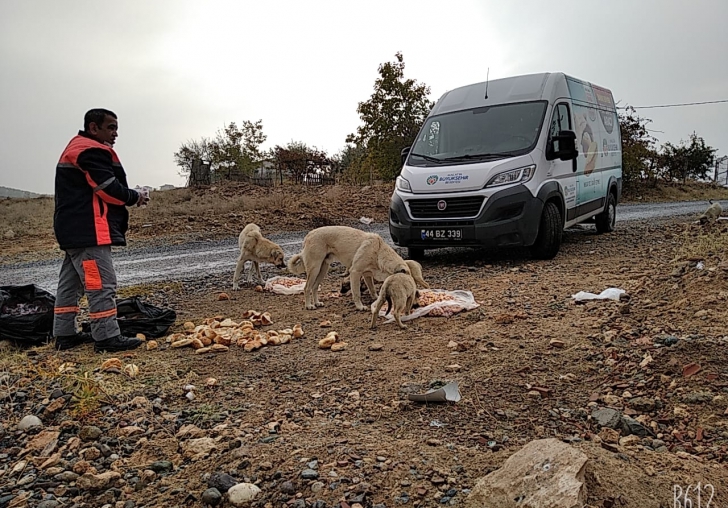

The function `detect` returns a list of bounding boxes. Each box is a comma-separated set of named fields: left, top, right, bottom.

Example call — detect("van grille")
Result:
left=408, top=196, right=484, bottom=219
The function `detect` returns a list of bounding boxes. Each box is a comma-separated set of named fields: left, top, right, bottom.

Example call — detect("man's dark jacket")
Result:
left=54, top=131, right=140, bottom=250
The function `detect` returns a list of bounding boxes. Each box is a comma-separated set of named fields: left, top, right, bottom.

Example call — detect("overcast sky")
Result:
left=1, top=0, right=726, bottom=194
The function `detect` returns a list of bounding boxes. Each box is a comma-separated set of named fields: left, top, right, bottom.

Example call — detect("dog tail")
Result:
left=384, top=295, right=393, bottom=316
left=287, top=253, right=305, bottom=275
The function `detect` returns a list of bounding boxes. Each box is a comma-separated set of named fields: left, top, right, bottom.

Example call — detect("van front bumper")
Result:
left=389, top=185, right=543, bottom=249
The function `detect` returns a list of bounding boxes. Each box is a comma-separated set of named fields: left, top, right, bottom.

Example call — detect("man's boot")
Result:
left=54, top=332, right=94, bottom=351
left=94, top=335, right=143, bottom=353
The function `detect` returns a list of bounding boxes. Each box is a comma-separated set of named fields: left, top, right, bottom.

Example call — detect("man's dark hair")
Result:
left=84, top=109, right=117, bottom=131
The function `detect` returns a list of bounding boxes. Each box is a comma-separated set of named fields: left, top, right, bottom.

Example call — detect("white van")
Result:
left=389, top=72, right=622, bottom=259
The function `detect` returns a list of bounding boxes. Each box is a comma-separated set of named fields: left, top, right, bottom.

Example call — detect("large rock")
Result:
left=465, top=438, right=588, bottom=508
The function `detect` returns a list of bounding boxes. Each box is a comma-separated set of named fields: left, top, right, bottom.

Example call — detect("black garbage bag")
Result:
left=0, top=284, right=56, bottom=345
left=115, top=297, right=176, bottom=338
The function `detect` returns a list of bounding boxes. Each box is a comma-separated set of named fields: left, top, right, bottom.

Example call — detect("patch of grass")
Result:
left=116, top=281, right=183, bottom=299
left=28, top=355, right=111, bottom=422
left=624, top=181, right=728, bottom=204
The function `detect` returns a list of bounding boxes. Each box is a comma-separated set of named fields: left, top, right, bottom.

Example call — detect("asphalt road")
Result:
left=1, top=199, right=723, bottom=293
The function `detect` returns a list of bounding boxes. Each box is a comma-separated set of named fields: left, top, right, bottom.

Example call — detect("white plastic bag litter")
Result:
left=264, top=276, right=307, bottom=295
left=571, top=288, right=625, bottom=302
left=376, top=289, right=480, bottom=323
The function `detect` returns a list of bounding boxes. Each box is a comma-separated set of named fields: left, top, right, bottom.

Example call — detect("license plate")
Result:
left=420, top=228, right=462, bottom=241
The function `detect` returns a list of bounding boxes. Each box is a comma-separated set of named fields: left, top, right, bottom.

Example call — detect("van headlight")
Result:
left=485, top=165, right=536, bottom=188
left=396, top=176, right=412, bottom=193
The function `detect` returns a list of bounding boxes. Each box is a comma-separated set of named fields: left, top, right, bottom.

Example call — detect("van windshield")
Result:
left=409, top=100, right=548, bottom=166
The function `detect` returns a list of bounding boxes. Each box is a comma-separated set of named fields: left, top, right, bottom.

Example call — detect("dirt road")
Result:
left=2, top=200, right=720, bottom=293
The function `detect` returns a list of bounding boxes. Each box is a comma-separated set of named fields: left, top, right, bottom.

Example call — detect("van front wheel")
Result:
left=531, top=202, right=562, bottom=260
left=595, top=193, right=616, bottom=234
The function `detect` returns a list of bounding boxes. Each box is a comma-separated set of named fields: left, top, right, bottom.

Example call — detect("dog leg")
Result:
left=363, top=274, right=378, bottom=299
left=370, top=294, right=385, bottom=329
left=311, top=261, right=328, bottom=307
left=349, top=269, right=367, bottom=311
left=304, top=262, right=322, bottom=310
left=232, top=255, right=246, bottom=290
left=394, top=309, right=408, bottom=329
left=254, top=261, right=264, bottom=284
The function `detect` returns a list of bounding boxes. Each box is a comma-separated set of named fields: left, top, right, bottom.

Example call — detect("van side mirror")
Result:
left=551, top=130, right=578, bottom=161
left=401, top=146, right=411, bottom=166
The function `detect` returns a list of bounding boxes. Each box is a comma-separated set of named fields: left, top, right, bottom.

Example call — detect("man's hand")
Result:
left=135, top=187, right=150, bottom=207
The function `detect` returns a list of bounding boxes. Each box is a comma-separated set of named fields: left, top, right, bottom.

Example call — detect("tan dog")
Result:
left=699, top=199, right=723, bottom=224
left=287, top=226, right=410, bottom=311
left=232, top=223, right=286, bottom=290
left=370, top=273, right=418, bottom=329
left=340, top=259, right=429, bottom=295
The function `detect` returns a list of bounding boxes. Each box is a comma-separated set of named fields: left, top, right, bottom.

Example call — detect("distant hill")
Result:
left=0, top=186, right=46, bottom=199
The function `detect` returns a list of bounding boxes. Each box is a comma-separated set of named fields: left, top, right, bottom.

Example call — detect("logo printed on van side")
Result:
left=426, top=175, right=439, bottom=185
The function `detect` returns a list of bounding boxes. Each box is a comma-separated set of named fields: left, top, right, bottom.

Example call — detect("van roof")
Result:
left=430, top=72, right=614, bottom=116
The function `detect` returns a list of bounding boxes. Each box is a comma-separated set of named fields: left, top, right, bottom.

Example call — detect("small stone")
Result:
left=218, top=292, right=230, bottom=301
left=77, top=471, right=122, bottom=491
left=227, top=483, right=261, bottom=506
left=54, top=471, right=80, bottom=482
left=80, top=447, right=102, bottom=461
left=628, top=397, right=656, bottom=412
left=280, top=480, right=296, bottom=495
left=208, top=472, right=237, bottom=493
left=549, top=339, right=565, bottom=348
left=598, top=428, right=620, bottom=444
left=368, top=343, right=384, bottom=351
left=201, top=488, right=222, bottom=506
left=79, top=426, right=103, bottom=442
left=310, top=481, right=325, bottom=493
left=17, top=415, right=43, bottom=431
left=50, top=388, right=64, bottom=399
left=36, top=501, right=59, bottom=508
left=592, top=408, right=622, bottom=429
left=621, top=415, right=654, bottom=438
left=445, top=364, right=462, bottom=372
left=150, top=460, right=173, bottom=473
left=619, top=435, right=642, bottom=448
left=301, top=468, right=319, bottom=480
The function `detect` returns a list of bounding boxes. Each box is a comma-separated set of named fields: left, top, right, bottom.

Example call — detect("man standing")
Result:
left=53, top=109, right=149, bottom=352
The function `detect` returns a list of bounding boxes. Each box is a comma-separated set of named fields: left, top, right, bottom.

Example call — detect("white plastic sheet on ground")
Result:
left=375, top=289, right=480, bottom=323
left=264, top=276, right=307, bottom=295
left=571, top=287, right=625, bottom=302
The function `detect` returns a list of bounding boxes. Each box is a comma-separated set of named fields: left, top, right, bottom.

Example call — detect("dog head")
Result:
left=412, top=289, right=421, bottom=309
left=271, top=248, right=286, bottom=268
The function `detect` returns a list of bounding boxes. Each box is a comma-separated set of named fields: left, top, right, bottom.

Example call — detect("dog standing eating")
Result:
left=287, top=226, right=410, bottom=311
left=232, top=223, right=286, bottom=290
left=370, top=273, right=419, bottom=329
